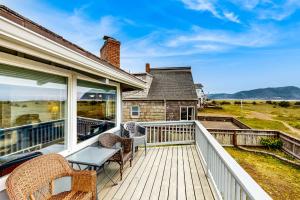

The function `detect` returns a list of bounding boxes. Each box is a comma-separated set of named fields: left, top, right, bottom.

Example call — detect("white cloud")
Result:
left=120, top=23, right=278, bottom=66
left=181, top=0, right=241, bottom=23
left=181, top=0, right=221, bottom=18
left=166, top=24, right=277, bottom=48
left=229, top=0, right=300, bottom=21
left=223, top=11, right=240, bottom=23
left=0, top=0, right=122, bottom=54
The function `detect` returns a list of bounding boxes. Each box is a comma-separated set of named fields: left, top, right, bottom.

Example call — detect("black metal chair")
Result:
left=121, top=122, right=147, bottom=157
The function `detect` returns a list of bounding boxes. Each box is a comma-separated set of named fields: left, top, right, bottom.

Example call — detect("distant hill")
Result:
left=208, top=86, right=300, bottom=100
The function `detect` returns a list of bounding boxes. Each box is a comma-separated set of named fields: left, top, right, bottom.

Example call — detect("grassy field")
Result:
left=200, top=100, right=300, bottom=138
left=225, top=147, right=300, bottom=200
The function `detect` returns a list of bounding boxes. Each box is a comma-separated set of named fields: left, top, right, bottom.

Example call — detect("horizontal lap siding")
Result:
left=122, top=101, right=165, bottom=122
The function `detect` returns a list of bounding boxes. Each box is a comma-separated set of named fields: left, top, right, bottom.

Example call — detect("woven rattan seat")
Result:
left=6, top=153, right=96, bottom=200
left=48, top=191, right=92, bottom=200
left=99, top=133, right=133, bottom=180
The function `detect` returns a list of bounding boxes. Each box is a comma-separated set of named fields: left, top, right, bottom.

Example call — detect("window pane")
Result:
left=0, top=64, right=67, bottom=176
left=131, top=106, right=139, bottom=116
left=181, top=107, right=187, bottom=120
left=77, top=80, right=116, bottom=142
left=188, top=107, right=194, bottom=120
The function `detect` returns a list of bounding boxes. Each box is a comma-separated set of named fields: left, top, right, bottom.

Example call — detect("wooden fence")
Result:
left=208, top=128, right=300, bottom=159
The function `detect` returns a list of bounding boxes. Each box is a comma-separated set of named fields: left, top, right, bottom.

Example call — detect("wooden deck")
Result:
left=97, top=145, right=215, bottom=200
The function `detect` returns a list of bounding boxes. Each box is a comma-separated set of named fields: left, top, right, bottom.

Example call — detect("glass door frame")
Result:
left=0, top=52, right=122, bottom=190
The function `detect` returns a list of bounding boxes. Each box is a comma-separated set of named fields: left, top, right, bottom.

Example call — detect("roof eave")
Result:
left=0, top=13, right=146, bottom=90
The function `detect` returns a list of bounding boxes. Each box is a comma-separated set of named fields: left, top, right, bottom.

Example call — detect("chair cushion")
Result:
left=48, top=191, right=92, bottom=200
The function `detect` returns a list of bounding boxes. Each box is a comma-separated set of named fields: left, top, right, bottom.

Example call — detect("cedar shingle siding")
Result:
left=123, top=67, right=198, bottom=122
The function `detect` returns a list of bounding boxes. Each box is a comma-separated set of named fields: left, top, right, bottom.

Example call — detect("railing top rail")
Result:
left=137, top=120, right=195, bottom=126
left=195, top=121, right=272, bottom=200
left=0, top=119, right=65, bottom=132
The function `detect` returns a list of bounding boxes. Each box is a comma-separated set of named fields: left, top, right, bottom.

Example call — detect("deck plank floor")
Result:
left=97, top=145, right=215, bottom=200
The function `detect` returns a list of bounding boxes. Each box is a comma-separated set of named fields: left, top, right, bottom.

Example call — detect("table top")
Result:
left=67, top=146, right=119, bottom=167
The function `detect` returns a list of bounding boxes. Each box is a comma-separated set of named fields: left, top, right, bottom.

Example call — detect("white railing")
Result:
left=139, top=120, right=272, bottom=200
left=195, top=121, right=272, bottom=200
left=138, top=121, right=195, bottom=146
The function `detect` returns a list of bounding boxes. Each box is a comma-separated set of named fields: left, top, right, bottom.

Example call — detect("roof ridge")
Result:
left=151, top=66, right=191, bottom=71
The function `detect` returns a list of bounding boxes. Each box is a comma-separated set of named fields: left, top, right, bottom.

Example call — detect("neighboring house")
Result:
left=123, top=64, right=198, bottom=122
left=0, top=5, right=145, bottom=192
left=195, top=83, right=207, bottom=108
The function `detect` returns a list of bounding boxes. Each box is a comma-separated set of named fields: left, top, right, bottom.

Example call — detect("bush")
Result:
left=252, top=101, right=257, bottom=105
left=260, top=138, right=283, bottom=150
left=266, top=100, right=272, bottom=104
left=211, top=100, right=217, bottom=105
left=294, top=101, right=300, bottom=106
left=220, top=101, right=231, bottom=105
left=278, top=101, right=290, bottom=108
left=234, top=101, right=241, bottom=105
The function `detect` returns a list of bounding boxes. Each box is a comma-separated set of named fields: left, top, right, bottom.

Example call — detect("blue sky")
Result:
left=1, top=0, right=300, bottom=93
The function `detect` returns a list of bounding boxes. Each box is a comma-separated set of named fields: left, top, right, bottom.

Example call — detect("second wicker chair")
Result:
left=98, top=133, right=133, bottom=180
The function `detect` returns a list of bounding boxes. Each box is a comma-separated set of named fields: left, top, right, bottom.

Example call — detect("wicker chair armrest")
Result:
left=71, top=170, right=97, bottom=199
left=122, top=138, right=133, bottom=153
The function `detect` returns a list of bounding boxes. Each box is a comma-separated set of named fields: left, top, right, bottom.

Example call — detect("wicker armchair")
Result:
left=6, top=154, right=96, bottom=200
left=122, top=122, right=147, bottom=157
left=98, top=133, right=133, bottom=180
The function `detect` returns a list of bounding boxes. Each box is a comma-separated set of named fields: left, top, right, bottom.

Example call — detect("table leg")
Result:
left=103, top=162, right=117, bottom=186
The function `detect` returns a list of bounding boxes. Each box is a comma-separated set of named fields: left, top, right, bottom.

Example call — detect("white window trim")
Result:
left=0, top=52, right=122, bottom=191
left=180, top=106, right=195, bottom=121
left=131, top=105, right=140, bottom=118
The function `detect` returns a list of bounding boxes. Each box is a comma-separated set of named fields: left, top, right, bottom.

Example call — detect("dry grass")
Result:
left=225, top=147, right=300, bottom=200
left=200, top=101, right=300, bottom=138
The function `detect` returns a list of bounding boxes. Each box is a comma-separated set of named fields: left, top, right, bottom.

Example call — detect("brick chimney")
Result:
left=100, top=36, right=120, bottom=68
left=145, top=63, right=151, bottom=73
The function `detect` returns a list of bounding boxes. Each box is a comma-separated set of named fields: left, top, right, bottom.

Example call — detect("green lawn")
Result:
left=225, top=147, right=300, bottom=200
left=237, top=117, right=291, bottom=133
left=200, top=100, right=300, bottom=138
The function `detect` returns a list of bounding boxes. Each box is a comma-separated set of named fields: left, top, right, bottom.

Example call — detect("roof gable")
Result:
left=148, top=67, right=198, bottom=100
left=123, top=67, right=198, bottom=100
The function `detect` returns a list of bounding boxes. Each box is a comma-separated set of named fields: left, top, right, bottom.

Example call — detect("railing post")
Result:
left=233, top=131, right=237, bottom=147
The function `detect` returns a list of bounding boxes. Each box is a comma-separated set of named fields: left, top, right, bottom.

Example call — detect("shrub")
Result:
left=252, top=101, right=257, bottom=105
left=234, top=101, right=241, bottom=105
left=278, top=101, right=290, bottom=108
left=220, top=101, right=231, bottom=105
left=260, top=138, right=283, bottom=149
left=211, top=100, right=217, bottom=105
left=266, top=100, right=272, bottom=104
left=294, top=101, right=300, bottom=106
left=210, top=106, right=223, bottom=110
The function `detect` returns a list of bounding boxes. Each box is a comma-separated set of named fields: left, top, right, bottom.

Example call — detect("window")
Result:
left=0, top=64, right=68, bottom=176
left=131, top=105, right=140, bottom=117
left=180, top=106, right=195, bottom=120
left=77, top=80, right=116, bottom=143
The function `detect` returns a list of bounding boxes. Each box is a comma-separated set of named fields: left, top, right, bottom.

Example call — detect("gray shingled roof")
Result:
left=123, top=67, right=198, bottom=100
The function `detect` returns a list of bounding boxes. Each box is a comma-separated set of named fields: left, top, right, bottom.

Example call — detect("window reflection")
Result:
left=77, top=80, right=116, bottom=142
left=0, top=64, right=67, bottom=176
